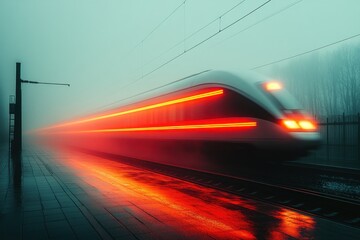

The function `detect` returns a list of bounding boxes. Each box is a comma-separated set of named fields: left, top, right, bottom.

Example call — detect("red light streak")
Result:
left=64, top=121, right=257, bottom=134
left=43, top=89, right=224, bottom=130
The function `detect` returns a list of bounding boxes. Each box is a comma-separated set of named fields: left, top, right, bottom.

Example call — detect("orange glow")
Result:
left=282, top=119, right=317, bottom=131
left=282, top=120, right=300, bottom=130
left=58, top=150, right=256, bottom=239
left=265, top=81, right=282, bottom=91
left=65, top=121, right=257, bottom=134
left=270, top=208, right=315, bottom=239
left=38, top=146, right=317, bottom=239
left=43, top=89, right=224, bottom=130
left=298, top=120, right=316, bottom=130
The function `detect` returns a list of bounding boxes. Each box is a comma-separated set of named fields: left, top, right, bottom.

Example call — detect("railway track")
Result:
left=82, top=150, right=360, bottom=229
left=237, top=159, right=360, bottom=201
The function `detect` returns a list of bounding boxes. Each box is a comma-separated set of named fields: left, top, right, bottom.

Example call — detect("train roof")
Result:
left=103, top=69, right=283, bottom=117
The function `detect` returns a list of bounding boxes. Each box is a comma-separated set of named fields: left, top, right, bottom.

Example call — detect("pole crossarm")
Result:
left=21, top=79, right=70, bottom=87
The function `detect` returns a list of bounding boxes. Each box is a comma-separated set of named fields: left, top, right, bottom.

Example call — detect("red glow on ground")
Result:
left=270, top=208, right=315, bottom=239
left=41, top=146, right=317, bottom=239
left=62, top=151, right=256, bottom=239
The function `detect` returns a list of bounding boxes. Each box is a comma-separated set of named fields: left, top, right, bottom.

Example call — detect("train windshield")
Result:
left=262, top=82, right=302, bottom=110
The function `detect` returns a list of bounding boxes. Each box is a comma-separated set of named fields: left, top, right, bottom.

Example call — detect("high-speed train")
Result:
left=36, top=70, right=321, bottom=166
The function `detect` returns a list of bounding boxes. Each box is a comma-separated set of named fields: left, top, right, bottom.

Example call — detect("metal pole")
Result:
left=13, top=62, right=22, bottom=155
left=343, top=112, right=346, bottom=146
left=358, top=113, right=360, bottom=161
left=326, top=117, right=329, bottom=146
left=11, top=62, right=69, bottom=157
left=358, top=113, right=360, bottom=146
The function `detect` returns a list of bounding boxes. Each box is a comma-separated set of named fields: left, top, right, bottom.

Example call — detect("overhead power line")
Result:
left=133, top=0, right=247, bottom=77
left=86, top=0, right=276, bottom=114
left=93, top=1, right=271, bottom=112
left=76, top=1, right=187, bottom=116
left=132, top=0, right=271, bottom=83
left=223, top=0, right=303, bottom=43
left=142, top=0, right=187, bottom=43
left=186, top=0, right=271, bottom=53
left=122, top=1, right=187, bottom=61
left=252, top=32, right=360, bottom=69
left=139, top=0, right=303, bottom=79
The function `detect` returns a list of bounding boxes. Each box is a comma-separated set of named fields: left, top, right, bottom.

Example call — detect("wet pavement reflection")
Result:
left=62, top=151, right=259, bottom=239
left=1, top=145, right=360, bottom=239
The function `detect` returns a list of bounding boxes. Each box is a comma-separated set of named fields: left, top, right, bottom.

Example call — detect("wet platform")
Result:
left=1, top=145, right=360, bottom=240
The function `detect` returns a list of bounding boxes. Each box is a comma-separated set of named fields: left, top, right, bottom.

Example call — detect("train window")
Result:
left=176, top=88, right=275, bottom=122
left=222, top=89, right=275, bottom=121
left=271, top=90, right=301, bottom=110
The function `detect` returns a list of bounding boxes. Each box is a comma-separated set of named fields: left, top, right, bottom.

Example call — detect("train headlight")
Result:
left=265, top=81, right=283, bottom=91
left=282, top=120, right=300, bottom=130
left=282, top=119, right=317, bottom=131
left=298, top=120, right=316, bottom=130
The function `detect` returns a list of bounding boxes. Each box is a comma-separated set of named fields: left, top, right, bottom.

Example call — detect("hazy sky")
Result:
left=1, top=0, right=360, bottom=135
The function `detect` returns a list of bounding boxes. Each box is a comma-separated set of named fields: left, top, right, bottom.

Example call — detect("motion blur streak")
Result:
left=65, top=152, right=256, bottom=239
left=67, top=121, right=257, bottom=134
left=42, top=89, right=224, bottom=130
left=40, top=146, right=319, bottom=239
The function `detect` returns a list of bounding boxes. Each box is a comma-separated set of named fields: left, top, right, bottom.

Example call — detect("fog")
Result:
left=1, top=0, right=360, bottom=142
left=267, top=42, right=360, bottom=117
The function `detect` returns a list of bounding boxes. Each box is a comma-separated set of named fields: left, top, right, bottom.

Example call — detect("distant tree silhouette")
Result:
left=265, top=41, right=360, bottom=117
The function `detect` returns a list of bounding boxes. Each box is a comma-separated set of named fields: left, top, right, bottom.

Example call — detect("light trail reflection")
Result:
left=56, top=149, right=315, bottom=239
left=270, top=208, right=315, bottom=240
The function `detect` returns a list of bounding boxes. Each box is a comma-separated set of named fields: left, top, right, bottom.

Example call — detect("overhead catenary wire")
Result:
left=252, top=32, right=360, bottom=69
left=87, top=70, right=210, bottom=114
left=187, top=0, right=271, bottom=52
left=130, top=0, right=271, bottom=85
left=121, top=0, right=187, bottom=63
left=133, top=0, right=304, bottom=76
left=132, top=0, right=247, bottom=77
left=89, top=0, right=272, bottom=113
left=136, top=0, right=303, bottom=80
left=73, top=1, right=187, bottom=117
left=222, top=0, right=303, bottom=43
left=142, top=0, right=187, bottom=44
